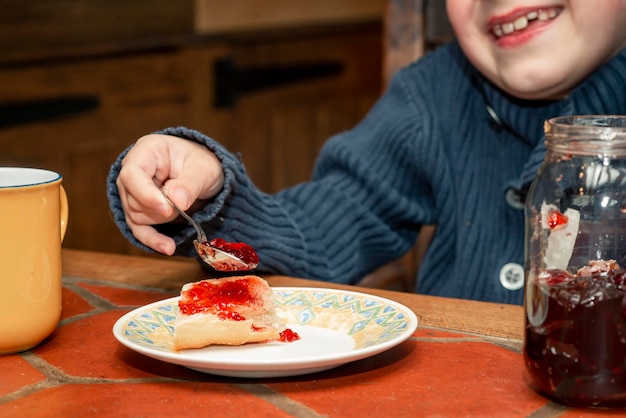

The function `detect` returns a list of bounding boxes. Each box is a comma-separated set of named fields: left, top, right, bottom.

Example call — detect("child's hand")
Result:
left=116, top=134, right=225, bottom=255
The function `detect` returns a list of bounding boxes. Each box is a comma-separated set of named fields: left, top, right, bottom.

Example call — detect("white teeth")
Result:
left=491, top=8, right=560, bottom=38
left=513, top=16, right=528, bottom=30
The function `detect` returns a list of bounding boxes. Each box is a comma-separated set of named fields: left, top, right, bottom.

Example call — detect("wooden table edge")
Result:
left=62, top=248, right=524, bottom=342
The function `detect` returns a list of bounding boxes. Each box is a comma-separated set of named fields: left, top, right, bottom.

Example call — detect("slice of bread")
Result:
left=173, top=275, right=288, bottom=350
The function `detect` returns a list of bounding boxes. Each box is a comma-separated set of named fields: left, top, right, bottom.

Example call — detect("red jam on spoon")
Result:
left=194, top=238, right=259, bottom=272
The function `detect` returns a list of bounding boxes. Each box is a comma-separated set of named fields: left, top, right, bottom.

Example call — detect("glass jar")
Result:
left=524, top=115, right=626, bottom=408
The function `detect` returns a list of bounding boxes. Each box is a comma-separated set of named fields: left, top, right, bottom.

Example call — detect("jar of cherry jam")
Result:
left=524, top=115, right=626, bottom=408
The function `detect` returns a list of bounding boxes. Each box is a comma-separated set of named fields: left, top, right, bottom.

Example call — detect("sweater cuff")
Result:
left=107, top=127, right=313, bottom=277
left=106, top=126, right=241, bottom=254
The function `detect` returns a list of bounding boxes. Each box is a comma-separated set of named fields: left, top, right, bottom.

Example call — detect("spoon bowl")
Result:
left=160, top=189, right=257, bottom=271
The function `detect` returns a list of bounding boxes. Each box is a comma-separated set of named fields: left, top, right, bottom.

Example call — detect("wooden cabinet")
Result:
left=0, top=46, right=216, bottom=255
left=0, top=24, right=382, bottom=255
left=223, top=29, right=382, bottom=192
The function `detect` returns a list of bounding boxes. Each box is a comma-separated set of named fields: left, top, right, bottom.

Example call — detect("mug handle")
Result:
left=60, top=185, right=69, bottom=241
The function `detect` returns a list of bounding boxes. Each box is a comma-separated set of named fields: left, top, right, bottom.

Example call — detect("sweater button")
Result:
left=499, top=263, right=524, bottom=290
left=505, top=188, right=525, bottom=210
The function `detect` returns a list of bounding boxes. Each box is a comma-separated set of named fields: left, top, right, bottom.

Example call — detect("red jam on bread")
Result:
left=173, top=275, right=299, bottom=350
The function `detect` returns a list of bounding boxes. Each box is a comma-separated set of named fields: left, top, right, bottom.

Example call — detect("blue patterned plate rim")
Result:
left=112, top=287, right=418, bottom=378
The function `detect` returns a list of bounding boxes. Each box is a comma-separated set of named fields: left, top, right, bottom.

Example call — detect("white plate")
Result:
left=112, top=287, right=418, bottom=378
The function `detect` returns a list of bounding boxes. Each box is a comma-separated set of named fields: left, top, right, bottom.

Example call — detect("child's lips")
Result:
left=488, top=6, right=563, bottom=39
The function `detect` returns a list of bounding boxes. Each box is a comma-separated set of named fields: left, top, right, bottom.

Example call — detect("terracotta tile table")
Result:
left=1, top=249, right=624, bottom=417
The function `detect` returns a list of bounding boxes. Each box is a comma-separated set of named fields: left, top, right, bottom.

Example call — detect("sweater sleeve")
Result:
left=107, top=72, right=436, bottom=284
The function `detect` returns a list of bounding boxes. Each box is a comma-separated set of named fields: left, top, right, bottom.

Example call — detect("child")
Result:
left=108, top=1, right=626, bottom=304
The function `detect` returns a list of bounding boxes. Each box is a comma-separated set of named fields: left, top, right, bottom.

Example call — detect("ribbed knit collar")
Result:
left=476, top=47, right=626, bottom=191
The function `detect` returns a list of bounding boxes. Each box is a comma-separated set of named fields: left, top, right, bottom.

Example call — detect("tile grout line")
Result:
left=409, top=335, right=522, bottom=354
left=62, top=279, right=118, bottom=308
left=408, top=335, right=569, bottom=416
left=526, top=401, right=569, bottom=418
left=233, top=383, right=328, bottom=418
left=5, top=276, right=536, bottom=415
left=63, top=275, right=179, bottom=294
left=1, top=277, right=180, bottom=407
left=59, top=280, right=127, bottom=327
left=60, top=275, right=176, bottom=326
left=0, top=351, right=185, bottom=406
left=416, top=324, right=524, bottom=345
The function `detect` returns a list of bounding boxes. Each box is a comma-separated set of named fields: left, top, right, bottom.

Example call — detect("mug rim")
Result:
left=0, top=167, right=62, bottom=189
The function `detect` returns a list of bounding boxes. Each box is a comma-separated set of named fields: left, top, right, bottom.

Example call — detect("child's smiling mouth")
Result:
left=490, top=7, right=563, bottom=38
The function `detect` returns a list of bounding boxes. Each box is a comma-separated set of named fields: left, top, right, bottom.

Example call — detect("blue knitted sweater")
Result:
left=107, top=41, right=626, bottom=304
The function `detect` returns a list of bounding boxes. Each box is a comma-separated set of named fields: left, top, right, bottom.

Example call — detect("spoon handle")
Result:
left=160, top=189, right=208, bottom=243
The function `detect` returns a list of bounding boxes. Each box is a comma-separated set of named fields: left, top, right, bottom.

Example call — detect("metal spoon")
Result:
left=160, top=189, right=258, bottom=271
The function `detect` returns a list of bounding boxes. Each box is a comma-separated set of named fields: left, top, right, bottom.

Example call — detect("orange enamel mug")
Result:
left=0, top=167, right=68, bottom=354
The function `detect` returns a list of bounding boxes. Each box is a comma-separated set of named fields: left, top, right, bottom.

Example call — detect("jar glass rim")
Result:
left=546, top=115, right=626, bottom=133
left=545, top=115, right=626, bottom=154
